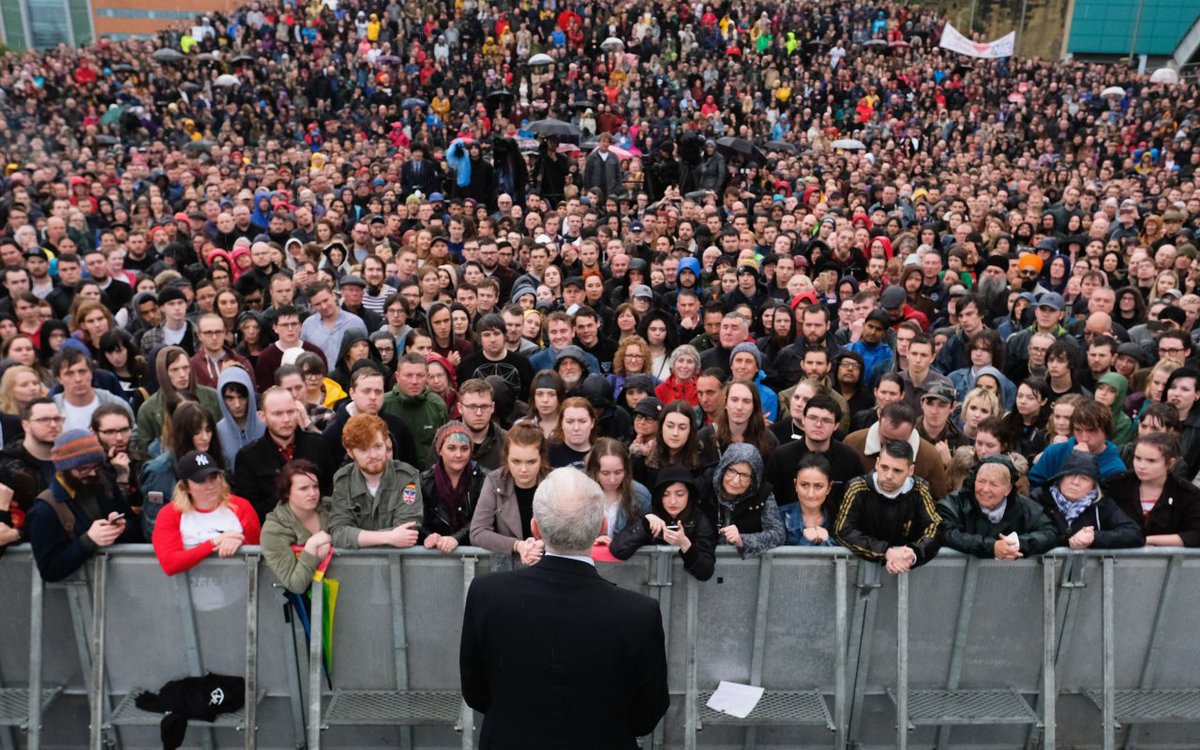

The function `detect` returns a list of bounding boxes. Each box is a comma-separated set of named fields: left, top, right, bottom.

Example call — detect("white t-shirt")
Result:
left=180, top=505, right=243, bottom=549
left=163, top=324, right=187, bottom=346
left=62, top=395, right=99, bottom=432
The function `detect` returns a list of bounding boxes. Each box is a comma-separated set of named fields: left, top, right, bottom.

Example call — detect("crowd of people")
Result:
left=1, top=0, right=1200, bottom=588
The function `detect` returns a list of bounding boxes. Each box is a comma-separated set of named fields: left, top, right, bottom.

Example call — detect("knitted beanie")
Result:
left=729, top=341, right=762, bottom=368
left=433, top=421, right=471, bottom=455
left=52, top=430, right=106, bottom=472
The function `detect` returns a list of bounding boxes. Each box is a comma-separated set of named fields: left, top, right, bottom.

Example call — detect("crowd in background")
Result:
left=1, top=0, right=1200, bottom=586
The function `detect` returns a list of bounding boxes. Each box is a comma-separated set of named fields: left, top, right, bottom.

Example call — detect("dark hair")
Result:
left=716, top=379, right=774, bottom=457
left=168, top=401, right=224, bottom=468
left=794, top=452, right=833, bottom=481
left=90, top=402, right=132, bottom=431
left=1133, top=432, right=1181, bottom=465
left=52, top=346, right=92, bottom=376
left=1089, top=334, right=1117, bottom=354
left=274, top=304, right=301, bottom=323
left=879, top=439, right=914, bottom=463
left=968, top=329, right=1004, bottom=369
left=649, top=400, right=701, bottom=470
left=804, top=393, right=843, bottom=423
left=880, top=402, right=917, bottom=428
left=21, top=396, right=56, bottom=421
left=275, top=364, right=302, bottom=384
left=1071, top=399, right=1113, bottom=438
left=877, top=372, right=905, bottom=393
left=975, top=416, right=1012, bottom=451
left=276, top=459, right=321, bottom=507
left=1046, top=340, right=1078, bottom=369
left=475, top=313, right=505, bottom=334
left=1140, top=402, right=1182, bottom=433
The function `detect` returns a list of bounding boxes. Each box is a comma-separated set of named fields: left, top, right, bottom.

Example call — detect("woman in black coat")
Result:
left=1103, top=432, right=1200, bottom=547
left=419, top=423, right=487, bottom=553
left=1030, top=450, right=1144, bottom=550
left=611, top=465, right=716, bottom=581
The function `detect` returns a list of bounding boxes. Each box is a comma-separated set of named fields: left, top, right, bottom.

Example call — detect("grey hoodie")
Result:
left=215, top=366, right=265, bottom=472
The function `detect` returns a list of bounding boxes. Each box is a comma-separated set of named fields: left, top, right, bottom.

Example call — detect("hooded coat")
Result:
left=329, top=329, right=380, bottom=391
left=215, top=366, right=265, bottom=472
left=610, top=465, right=717, bottom=580
left=699, top=443, right=785, bottom=558
left=937, top=456, right=1059, bottom=558
left=1097, top=372, right=1134, bottom=446
left=1030, top=453, right=1144, bottom=549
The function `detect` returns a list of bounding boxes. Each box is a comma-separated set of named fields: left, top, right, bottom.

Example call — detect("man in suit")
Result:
left=460, top=467, right=669, bottom=749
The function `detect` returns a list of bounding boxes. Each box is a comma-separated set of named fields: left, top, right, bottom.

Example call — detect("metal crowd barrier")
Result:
left=2, top=545, right=1200, bottom=748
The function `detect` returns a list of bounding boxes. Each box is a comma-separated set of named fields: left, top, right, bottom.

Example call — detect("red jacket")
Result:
left=655, top=375, right=699, bottom=407
left=152, top=495, right=262, bottom=576
left=189, top=348, right=254, bottom=390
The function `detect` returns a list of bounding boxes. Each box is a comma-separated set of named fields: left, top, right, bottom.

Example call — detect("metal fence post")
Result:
left=744, top=556, right=772, bottom=750
left=26, top=565, right=44, bottom=750
left=1042, top=557, right=1057, bottom=750
left=684, top=574, right=698, bottom=750
left=88, top=556, right=107, bottom=750
left=388, top=556, right=412, bottom=750
left=307, top=578, right=325, bottom=750
left=648, top=549, right=673, bottom=750
left=1102, top=557, right=1116, bottom=750
left=243, top=556, right=259, bottom=750
left=459, top=556, right=477, bottom=750
left=896, top=572, right=909, bottom=750
left=935, top=558, right=979, bottom=749
left=834, top=557, right=848, bottom=750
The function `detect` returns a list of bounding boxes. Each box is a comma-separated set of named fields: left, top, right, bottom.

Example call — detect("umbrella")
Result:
left=1151, top=68, right=1180, bottom=85
left=602, top=144, right=635, bottom=160
left=557, top=142, right=580, bottom=154
left=1008, top=92, right=1025, bottom=104
left=231, top=54, right=255, bottom=64
left=762, top=140, right=797, bottom=154
left=94, top=134, right=120, bottom=145
left=863, top=39, right=887, bottom=47
left=99, top=106, right=124, bottom=126
left=600, top=37, right=625, bottom=52
left=1101, top=86, right=1126, bottom=98
left=486, top=89, right=513, bottom=106
left=715, top=136, right=766, bottom=164
left=151, top=48, right=184, bottom=62
left=888, top=40, right=911, bottom=48
left=183, top=139, right=216, bottom=153
left=528, top=53, right=555, bottom=67
left=556, top=9, right=581, bottom=30
left=831, top=138, right=867, bottom=150
left=376, top=54, right=401, bottom=65
left=111, top=64, right=135, bottom=73
left=180, top=82, right=201, bottom=92
left=527, top=118, right=581, bottom=140
left=214, top=74, right=239, bottom=87
left=402, top=97, right=427, bottom=110
left=570, top=100, right=596, bottom=110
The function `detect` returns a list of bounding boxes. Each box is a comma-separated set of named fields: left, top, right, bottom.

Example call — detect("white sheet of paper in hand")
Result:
left=1003, top=531, right=1020, bottom=550
left=706, top=681, right=765, bottom=718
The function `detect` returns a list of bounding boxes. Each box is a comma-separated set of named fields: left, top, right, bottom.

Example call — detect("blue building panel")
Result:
left=1068, top=0, right=1200, bottom=55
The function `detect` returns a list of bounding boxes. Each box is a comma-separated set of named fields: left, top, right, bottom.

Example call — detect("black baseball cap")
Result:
left=176, top=451, right=223, bottom=483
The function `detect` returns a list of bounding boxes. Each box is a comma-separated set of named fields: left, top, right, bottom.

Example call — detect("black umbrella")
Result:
left=527, top=118, right=581, bottom=141
left=94, top=134, right=120, bottom=145
left=402, top=97, right=428, bottom=110
left=570, top=100, right=596, bottom=110
left=183, top=139, right=216, bottom=153
left=111, top=64, right=135, bottom=73
left=715, top=136, right=766, bottom=164
left=180, top=82, right=201, bottom=93
left=485, top=90, right=513, bottom=107
left=762, top=140, right=798, bottom=154
left=231, top=54, right=255, bottom=64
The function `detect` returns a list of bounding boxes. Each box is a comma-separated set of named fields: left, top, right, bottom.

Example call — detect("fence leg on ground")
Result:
left=25, top=565, right=44, bottom=750
left=1042, top=557, right=1058, bottom=750
left=647, top=550, right=672, bottom=750
left=684, top=574, right=698, bottom=750
left=1102, top=557, right=1116, bottom=750
left=243, top=555, right=259, bottom=749
left=174, top=570, right=216, bottom=750
left=1028, top=554, right=1086, bottom=750
left=833, top=557, right=848, bottom=750
left=388, top=557, right=412, bottom=750
left=307, top=578, right=325, bottom=750
left=459, top=556, right=477, bottom=750
left=935, top=558, right=979, bottom=749
left=743, top=555, right=772, bottom=750
left=896, top=571, right=909, bottom=750
left=279, top=586, right=307, bottom=748
left=846, top=562, right=880, bottom=747
left=88, top=557, right=107, bottom=750
left=1123, top=554, right=1182, bottom=750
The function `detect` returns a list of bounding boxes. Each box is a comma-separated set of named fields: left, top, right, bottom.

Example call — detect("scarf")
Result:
left=432, top=460, right=468, bottom=530
left=1050, top=484, right=1098, bottom=524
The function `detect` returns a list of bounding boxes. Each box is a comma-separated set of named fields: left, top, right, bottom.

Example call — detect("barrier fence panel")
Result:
left=6, top=546, right=1200, bottom=748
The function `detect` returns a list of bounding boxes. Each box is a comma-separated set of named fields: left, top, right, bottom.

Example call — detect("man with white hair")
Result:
left=460, top=467, right=669, bottom=748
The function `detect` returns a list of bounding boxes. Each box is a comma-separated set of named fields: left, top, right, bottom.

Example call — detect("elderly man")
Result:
left=937, top=456, right=1059, bottom=559
left=327, top=414, right=424, bottom=550
left=460, top=467, right=669, bottom=748
left=834, top=439, right=942, bottom=574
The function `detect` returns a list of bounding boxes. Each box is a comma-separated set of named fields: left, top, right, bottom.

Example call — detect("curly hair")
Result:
left=341, top=413, right=388, bottom=453
left=612, top=335, right=653, bottom=376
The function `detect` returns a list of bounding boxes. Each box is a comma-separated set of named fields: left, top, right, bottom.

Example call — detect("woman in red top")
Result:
left=152, top=450, right=261, bottom=576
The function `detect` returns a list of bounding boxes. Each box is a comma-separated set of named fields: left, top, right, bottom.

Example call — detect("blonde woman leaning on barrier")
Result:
left=261, top=459, right=332, bottom=594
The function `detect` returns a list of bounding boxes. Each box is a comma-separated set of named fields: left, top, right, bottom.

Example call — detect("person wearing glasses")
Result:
left=90, top=403, right=142, bottom=506
left=698, top=442, right=784, bottom=558
left=0, top=398, right=64, bottom=524
left=1155, top=330, right=1193, bottom=366
left=26, top=429, right=141, bottom=582
left=187, top=313, right=253, bottom=390
left=252, top=305, right=327, bottom=392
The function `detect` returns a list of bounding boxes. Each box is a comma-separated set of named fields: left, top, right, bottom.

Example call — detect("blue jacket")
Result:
left=1028, top=438, right=1126, bottom=489
left=528, top=346, right=602, bottom=375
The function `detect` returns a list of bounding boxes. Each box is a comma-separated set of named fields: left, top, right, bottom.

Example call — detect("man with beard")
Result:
left=553, top=346, right=590, bottom=395
left=90, top=403, right=142, bottom=507
left=477, top=238, right=517, bottom=301
left=934, top=294, right=990, bottom=374
left=776, top=304, right=842, bottom=385
left=0, top=398, right=62, bottom=521
left=327, top=413, right=423, bottom=550
left=26, top=430, right=140, bottom=582
left=974, top=257, right=1014, bottom=323
left=233, top=388, right=334, bottom=520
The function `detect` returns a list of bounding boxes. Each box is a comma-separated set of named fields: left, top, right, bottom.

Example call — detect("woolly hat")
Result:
left=729, top=341, right=762, bottom=368
left=433, top=421, right=471, bottom=454
left=52, top=430, right=107, bottom=472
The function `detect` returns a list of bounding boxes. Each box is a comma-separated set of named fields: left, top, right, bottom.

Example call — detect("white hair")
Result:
left=533, top=467, right=605, bottom=556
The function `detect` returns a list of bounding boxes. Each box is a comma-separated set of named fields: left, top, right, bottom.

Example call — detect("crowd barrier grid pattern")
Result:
left=2, top=545, right=1200, bottom=749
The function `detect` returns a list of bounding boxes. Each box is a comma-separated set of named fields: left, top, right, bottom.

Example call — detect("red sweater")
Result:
left=152, top=495, right=262, bottom=576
